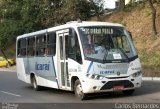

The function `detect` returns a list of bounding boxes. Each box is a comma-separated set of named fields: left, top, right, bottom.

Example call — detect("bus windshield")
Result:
left=78, top=26, right=137, bottom=63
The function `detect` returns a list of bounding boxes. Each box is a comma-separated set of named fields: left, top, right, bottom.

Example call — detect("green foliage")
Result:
left=19, top=0, right=45, bottom=32
left=0, top=0, right=23, bottom=50
left=123, top=2, right=138, bottom=12
left=5, top=49, right=15, bottom=58
left=43, top=0, right=103, bottom=26
left=139, top=48, right=160, bottom=68
left=0, top=20, right=22, bottom=49
left=139, top=49, right=149, bottom=63
left=0, top=0, right=104, bottom=48
left=0, top=0, right=104, bottom=60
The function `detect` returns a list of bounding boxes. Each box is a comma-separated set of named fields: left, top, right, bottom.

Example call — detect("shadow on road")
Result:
left=22, top=81, right=160, bottom=100
left=24, top=85, right=74, bottom=96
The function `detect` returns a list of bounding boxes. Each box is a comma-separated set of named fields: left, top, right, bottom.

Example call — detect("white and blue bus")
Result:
left=16, top=21, right=142, bottom=100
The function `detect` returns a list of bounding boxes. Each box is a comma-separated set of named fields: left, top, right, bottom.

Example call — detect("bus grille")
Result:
left=102, top=63, right=129, bottom=69
left=100, top=80, right=134, bottom=90
left=105, top=76, right=129, bottom=79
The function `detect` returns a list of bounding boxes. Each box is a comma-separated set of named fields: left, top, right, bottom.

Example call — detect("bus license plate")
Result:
left=113, top=86, right=124, bottom=91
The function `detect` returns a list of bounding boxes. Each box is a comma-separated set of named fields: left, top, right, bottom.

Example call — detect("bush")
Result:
left=5, top=50, right=15, bottom=58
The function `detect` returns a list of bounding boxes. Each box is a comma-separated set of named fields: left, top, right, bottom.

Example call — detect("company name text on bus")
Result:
left=35, top=63, right=49, bottom=71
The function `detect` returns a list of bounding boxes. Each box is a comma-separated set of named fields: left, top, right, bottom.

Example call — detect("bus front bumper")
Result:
left=81, top=75, right=142, bottom=93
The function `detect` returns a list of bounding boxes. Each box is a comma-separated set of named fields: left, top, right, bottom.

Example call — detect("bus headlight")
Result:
left=131, top=71, right=142, bottom=78
left=86, top=74, right=104, bottom=80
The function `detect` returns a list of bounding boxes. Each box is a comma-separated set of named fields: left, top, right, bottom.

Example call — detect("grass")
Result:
left=139, top=48, right=160, bottom=77
left=142, top=65, right=160, bottom=77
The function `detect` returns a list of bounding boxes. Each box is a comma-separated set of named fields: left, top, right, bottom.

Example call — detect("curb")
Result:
left=0, top=67, right=16, bottom=72
left=142, top=77, right=160, bottom=81
left=0, top=69, right=16, bottom=72
left=0, top=68, right=160, bottom=81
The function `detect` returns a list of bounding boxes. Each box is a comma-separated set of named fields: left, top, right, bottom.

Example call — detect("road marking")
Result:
left=1, top=91, right=21, bottom=97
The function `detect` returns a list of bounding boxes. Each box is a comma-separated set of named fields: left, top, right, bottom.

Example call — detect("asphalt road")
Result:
left=0, top=70, right=160, bottom=108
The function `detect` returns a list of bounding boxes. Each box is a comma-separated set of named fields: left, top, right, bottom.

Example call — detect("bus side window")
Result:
left=27, top=37, right=35, bottom=56
left=113, top=36, right=130, bottom=53
left=68, top=29, right=82, bottom=64
left=36, top=35, right=47, bottom=56
left=17, top=38, right=26, bottom=57
left=47, top=32, right=56, bottom=56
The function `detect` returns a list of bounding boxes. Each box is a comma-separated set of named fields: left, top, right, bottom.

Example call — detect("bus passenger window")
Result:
left=17, top=38, right=26, bottom=57
left=68, top=30, right=82, bottom=64
left=47, top=32, right=56, bottom=56
left=27, top=37, right=35, bottom=56
left=36, top=35, right=47, bottom=56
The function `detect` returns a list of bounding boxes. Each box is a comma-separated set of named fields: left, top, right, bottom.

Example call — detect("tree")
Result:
left=43, top=0, right=103, bottom=25
left=0, top=0, right=23, bottom=66
left=0, top=21, right=20, bottom=66
left=148, top=0, right=157, bottom=36
left=20, top=0, right=46, bottom=32
left=41, top=0, right=64, bottom=26
left=119, top=0, right=125, bottom=10
left=89, top=0, right=104, bottom=21
left=0, top=0, right=104, bottom=56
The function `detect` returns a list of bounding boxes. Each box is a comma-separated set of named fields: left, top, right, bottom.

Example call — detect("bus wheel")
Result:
left=123, top=89, right=135, bottom=96
left=74, top=80, right=87, bottom=100
left=32, top=76, right=40, bottom=91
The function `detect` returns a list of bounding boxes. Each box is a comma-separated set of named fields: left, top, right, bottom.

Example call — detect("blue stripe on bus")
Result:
left=52, top=57, right=56, bottom=77
left=52, top=56, right=59, bottom=89
left=87, top=62, right=93, bottom=74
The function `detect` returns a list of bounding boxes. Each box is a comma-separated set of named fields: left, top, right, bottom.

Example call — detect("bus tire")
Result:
left=32, top=76, right=41, bottom=91
left=74, top=80, right=87, bottom=100
left=123, top=89, right=135, bottom=96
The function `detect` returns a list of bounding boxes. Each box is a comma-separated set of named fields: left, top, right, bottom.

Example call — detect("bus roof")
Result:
left=17, top=21, right=123, bottom=39
left=66, top=21, right=123, bottom=27
left=48, top=21, right=123, bottom=32
left=17, top=29, right=47, bottom=39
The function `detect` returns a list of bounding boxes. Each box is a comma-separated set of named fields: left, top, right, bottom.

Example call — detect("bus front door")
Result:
left=57, top=29, right=70, bottom=90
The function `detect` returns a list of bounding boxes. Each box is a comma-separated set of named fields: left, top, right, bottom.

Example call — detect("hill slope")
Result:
left=91, top=4, right=160, bottom=76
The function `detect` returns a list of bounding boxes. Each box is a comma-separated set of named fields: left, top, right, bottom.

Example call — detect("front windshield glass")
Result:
left=78, top=26, right=137, bottom=62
